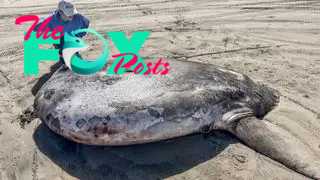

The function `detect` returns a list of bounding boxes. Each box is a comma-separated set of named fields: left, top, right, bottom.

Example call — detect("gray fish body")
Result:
left=35, top=59, right=320, bottom=179
left=34, top=59, right=278, bottom=146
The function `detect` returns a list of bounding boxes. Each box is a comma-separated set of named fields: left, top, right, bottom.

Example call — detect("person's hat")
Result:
left=58, top=0, right=78, bottom=17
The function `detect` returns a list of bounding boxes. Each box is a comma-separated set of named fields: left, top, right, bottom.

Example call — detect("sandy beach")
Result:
left=0, top=0, right=320, bottom=179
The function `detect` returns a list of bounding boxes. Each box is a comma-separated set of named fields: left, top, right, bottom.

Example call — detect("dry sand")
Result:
left=0, top=0, right=320, bottom=179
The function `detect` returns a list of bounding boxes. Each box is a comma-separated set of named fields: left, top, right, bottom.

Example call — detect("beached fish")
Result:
left=34, top=59, right=320, bottom=179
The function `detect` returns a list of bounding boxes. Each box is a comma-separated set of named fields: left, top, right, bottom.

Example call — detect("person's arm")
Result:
left=33, top=13, right=54, bottom=32
left=76, top=13, right=90, bottom=38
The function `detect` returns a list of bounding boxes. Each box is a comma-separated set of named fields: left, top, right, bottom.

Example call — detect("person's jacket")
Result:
left=34, top=10, right=90, bottom=49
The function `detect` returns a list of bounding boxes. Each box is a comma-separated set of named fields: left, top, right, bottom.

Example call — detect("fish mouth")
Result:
left=212, top=107, right=254, bottom=130
left=222, top=107, right=254, bottom=123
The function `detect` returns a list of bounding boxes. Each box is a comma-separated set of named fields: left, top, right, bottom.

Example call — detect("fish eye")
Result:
left=200, top=124, right=212, bottom=134
left=76, top=40, right=80, bottom=43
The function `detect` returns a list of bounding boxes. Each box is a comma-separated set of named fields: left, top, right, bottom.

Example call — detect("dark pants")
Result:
left=53, top=45, right=82, bottom=64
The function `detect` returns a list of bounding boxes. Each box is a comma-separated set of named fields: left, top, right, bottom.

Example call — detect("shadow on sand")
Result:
left=33, top=124, right=236, bottom=180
